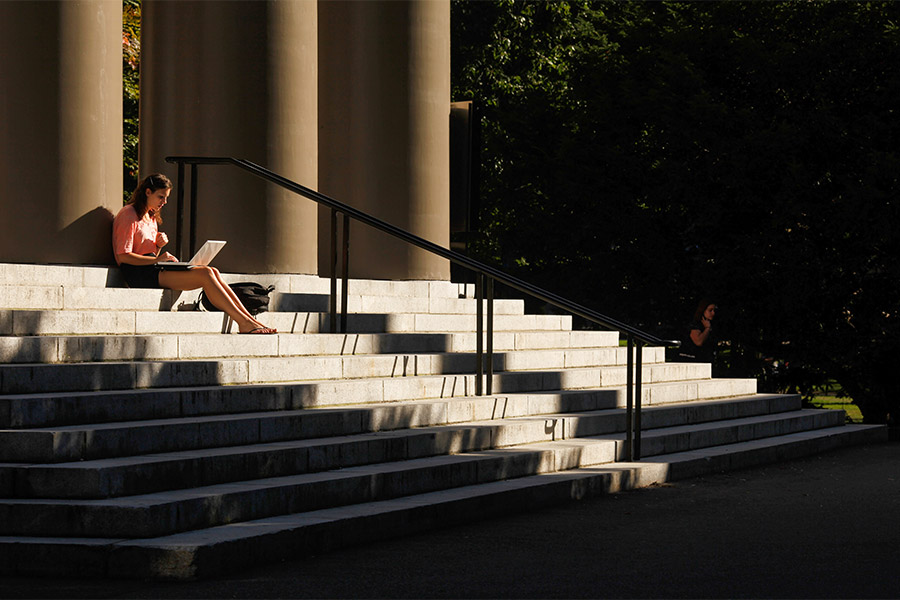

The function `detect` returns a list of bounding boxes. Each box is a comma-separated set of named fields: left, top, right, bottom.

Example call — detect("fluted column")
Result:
left=140, top=0, right=318, bottom=274
left=0, top=0, right=122, bottom=264
left=318, top=0, right=450, bottom=280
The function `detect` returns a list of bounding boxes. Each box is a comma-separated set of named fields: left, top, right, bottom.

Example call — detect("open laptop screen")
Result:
left=189, top=240, right=227, bottom=266
left=156, top=240, right=226, bottom=270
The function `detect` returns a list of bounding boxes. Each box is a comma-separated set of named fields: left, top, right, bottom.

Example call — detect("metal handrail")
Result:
left=165, top=155, right=680, bottom=460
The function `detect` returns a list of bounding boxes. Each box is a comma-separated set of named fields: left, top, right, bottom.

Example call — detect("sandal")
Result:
left=241, top=326, right=276, bottom=334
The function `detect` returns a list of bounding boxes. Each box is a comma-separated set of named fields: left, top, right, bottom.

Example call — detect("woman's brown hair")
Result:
left=692, top=298, right=716, bottom=322
left=129, top=173, right=172, bottom=224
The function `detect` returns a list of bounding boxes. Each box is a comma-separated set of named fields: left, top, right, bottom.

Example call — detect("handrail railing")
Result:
left=166, top=155, right=680, bottom=460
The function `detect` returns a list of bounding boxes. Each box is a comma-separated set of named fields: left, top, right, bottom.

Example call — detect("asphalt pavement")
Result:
left=2, top=441, right=898, bottom=599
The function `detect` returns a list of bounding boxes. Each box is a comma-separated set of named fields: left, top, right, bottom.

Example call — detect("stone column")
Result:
left=0, top=0, right=122, bottom=265
left=318, top=0, right=450, bottom=281
left=140, top=0, right=318, bottom=274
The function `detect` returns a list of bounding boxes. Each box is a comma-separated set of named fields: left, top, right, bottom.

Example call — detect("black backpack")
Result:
left=199, top=282, right=275, bottom=315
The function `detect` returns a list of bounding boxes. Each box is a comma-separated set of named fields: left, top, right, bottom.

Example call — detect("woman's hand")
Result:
left=155, top=232, right=169, bottom=249
left=157, top=251, right=178, bottom=263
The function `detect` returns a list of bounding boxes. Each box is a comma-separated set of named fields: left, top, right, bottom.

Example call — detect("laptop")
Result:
left=156, top=240, right=227, bottom=270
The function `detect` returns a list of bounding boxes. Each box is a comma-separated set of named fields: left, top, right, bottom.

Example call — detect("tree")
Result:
left=452, top=1, right=900, bottom=425
left=123, top=0, right=140, bottom=202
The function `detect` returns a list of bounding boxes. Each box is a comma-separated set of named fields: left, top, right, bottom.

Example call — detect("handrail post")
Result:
left=635, top=341, right=643, bottom=461
left=625, top=334, right=634, bottom=462
left=475, top=273, right=483, bottom=396
left=340, top=214, right=350, bottom=333
left=175, top=161, right=185, bottom=260
left=189, top=163, right=198, bottom=257
left=486, top=277, right=494, bottom=396
left=329, top=209, right=338, bottom=333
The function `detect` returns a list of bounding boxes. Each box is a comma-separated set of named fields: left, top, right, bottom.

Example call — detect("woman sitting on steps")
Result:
left=112, top=173, right=276, bottom=334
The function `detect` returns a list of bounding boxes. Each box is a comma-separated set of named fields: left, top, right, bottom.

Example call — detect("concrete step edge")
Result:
left=1, top=309, right=574, bottom=336
left=0, top=393, right=797, bottom=462
left=595, top=408, right=849, bottom=460
left=0, top=263, right=477, bottom=298
left=658, top=423, right=889, bottom=479
left=0, top=375, right=759, bottom=430
left=0, top=424, right=883, bottom=579
left=0, top=439, right=624, bottom=535
left=0, top=408, right=671, bottom=497
left=0, top=389, right=624, bottom=461
left=0, top=286, right=526, bottom=315
left=0, top=357, right=700, bottom=395
left=0, top=331, right=628, bottom=364
left=3, top=396, right=809, bottom=499
left=0, top=345, right=656, bottom=369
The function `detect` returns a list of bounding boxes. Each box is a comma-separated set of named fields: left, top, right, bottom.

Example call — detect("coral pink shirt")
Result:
left=112, top=204, right=158, bottom=265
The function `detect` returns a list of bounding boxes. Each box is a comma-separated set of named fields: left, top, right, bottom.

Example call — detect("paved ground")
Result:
left=2, top=441, right=898, bottom=599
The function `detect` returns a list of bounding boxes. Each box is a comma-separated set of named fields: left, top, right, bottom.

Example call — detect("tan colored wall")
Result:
left=0, top=0, right=122, bottom=265
left=318, top=0, right=450, bottom=281
left=140, top=0, right=318, bottom=274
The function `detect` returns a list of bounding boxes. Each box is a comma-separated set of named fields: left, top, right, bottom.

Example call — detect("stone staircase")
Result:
left=0, top=263, right=887, bottom=579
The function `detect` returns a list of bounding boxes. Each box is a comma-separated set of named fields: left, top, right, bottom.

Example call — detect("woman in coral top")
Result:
left=112, top=173, right=276, bottom=334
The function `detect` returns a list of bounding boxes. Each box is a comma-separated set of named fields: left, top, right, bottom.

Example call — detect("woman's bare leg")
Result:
left=207, top=268, right=272, bottom=329
left=158, top=267, right=275, bottom=333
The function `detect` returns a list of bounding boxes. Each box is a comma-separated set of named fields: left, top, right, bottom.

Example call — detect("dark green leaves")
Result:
left=453, top=0, right=900, bottom=423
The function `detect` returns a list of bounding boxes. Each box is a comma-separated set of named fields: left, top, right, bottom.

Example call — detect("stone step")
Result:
left=3, top=260, right=876, bottom=583
left=0, top=264, right=126, bottom=289
left=0, top=308, right=571, bottom=336
left=0, top=392, right=798, bottom=463
left=0, top=423, right=885, bottom=580
left=0, top=263, right=476, bottom=299
left=270, top=292, right=524, bottom=315
left=0, top=439, right=621, bottom=535
left=0, top=355, right=711, bottom=395
left=1, top=395, right=798, bottom=499
left=142, top=424, right=891, bottom=581
left=0, top=388, right=650, bottom=462
left=215, top=273, right=476, bottom=301
left=0, top=285, right=183, bottom=312
left=605, top=408, right=847, bottom=459
left=4, top=422, right=614, bottom=502
left=0, top=414, right=884, bottom=538
left=0, top=330, right=630, bottom=364
left=0, top=284, right=523, bottom=315
left=0, top=374, right=757, bottom=430
left=0, top=347, right=684, bottom=395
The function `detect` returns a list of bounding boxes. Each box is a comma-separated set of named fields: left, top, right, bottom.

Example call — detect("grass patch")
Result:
left=809, top=395, right=863, bottom=423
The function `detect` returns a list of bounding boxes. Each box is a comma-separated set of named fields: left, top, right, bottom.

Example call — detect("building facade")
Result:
left=0, top=0, right=450, bottom=280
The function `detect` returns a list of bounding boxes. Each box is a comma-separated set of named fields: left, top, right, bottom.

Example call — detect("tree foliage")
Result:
left=123, top=0, right=140, bottom=202
left=452, top=1, right=900, bottom=424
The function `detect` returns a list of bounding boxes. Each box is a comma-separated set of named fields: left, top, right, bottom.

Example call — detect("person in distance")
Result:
left=679, top=298, right=716, bottom=364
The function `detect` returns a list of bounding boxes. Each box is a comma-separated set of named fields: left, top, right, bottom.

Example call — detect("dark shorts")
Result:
left=119, top=263, right=161, bottom=289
